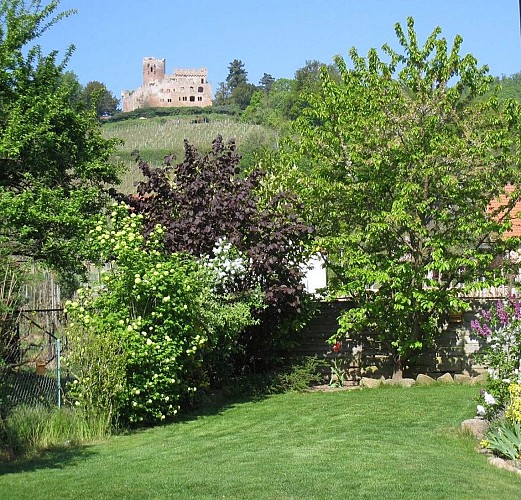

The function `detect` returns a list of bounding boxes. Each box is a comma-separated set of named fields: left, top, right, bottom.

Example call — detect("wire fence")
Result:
left=0, top=369, right=65, bottom=417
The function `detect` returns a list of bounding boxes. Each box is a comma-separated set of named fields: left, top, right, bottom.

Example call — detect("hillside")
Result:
left=103, top=116, right=279, bottom=192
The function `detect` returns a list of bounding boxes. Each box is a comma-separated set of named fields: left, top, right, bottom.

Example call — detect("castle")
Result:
left=121, top=57, right=213, bottom=112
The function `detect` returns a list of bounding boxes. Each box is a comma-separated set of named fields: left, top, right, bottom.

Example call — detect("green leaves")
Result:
left=277, top=17, right=521, bottom=370
left=0, top=0, right=120, bottom=279
left=66, top=205, right=261, bottom=425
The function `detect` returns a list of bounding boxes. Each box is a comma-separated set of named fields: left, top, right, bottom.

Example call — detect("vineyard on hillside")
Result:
left=103, top=117, right=279, bottom=192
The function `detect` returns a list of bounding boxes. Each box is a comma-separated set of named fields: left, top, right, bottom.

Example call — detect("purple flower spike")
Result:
left=496, top=300, right=509, bottom=325
left=514, top=297, right=521, bottom=319
left=471, top=319, right=483, bottom=335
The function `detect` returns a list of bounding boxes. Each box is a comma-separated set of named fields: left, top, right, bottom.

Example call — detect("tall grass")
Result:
left=1, top=405, right=112, bottom=458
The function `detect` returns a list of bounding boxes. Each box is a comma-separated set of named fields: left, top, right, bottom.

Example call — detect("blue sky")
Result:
left=38, top=0, right=521, bottom=101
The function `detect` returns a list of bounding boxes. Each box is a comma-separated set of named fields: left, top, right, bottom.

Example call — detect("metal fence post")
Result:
left=56, top=338, right=61, bottom=409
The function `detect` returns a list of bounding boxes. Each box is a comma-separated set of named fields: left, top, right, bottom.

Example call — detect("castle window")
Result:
left=198, top=87, right=204, bottom=93
left=167, top=98, right=172, bottom=103
left=182, top=96, right=187, bottom=101
left=189, top=96, right=195, bottom=102
left=197, top=96, right=203, bottom=101
left=201, top=78, right=204, bottom=83
left=190, top=87, right=194, bottom=92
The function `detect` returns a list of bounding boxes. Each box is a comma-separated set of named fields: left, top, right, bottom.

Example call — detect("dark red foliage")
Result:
left=111, top=136, right=313, bottom=365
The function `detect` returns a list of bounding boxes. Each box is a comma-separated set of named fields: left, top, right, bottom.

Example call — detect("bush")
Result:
left=272, top=356, right=326, bottom=393
left=471, top=297, right=521, bottom=417
left=485, top=418, right=521, bottom=461
left=109, top=106, right=237, bottom=123
left=65, top=204, right=261, bottom=426
left=115, top=137, right=314, bottom=372
left=0, top=250, right=26, bottom=369
left=507, top=383, right=521, bottom=423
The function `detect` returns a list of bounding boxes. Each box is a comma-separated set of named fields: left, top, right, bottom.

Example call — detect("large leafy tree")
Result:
left=0, top=0, right=120, bottom=280
left=288, top=59, right=339, bottom=119
left=275, top=18, right=521, bottom=375
left=243, top=78, right=294, bottom=129
left=82, top=80, right=119, bottom=117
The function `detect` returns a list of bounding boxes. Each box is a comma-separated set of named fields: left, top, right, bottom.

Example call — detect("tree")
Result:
left=214, top=59, right=249, bottom=107
left=287, top=59, right=339, bottom=119
left=0, top=0, right=121, bottom=281
left=212, top=81, right=230, bottom=106
left=276, top=17, right=521, bottom=376
left=82, top=80, right=119, bottom=117
left=259, top=72, right=275, bottom=93
left=113, top=137, right=313, bottom=368
left=225, top=59, right=248, bottom=91
left=230, top=82, right=257, bottom=110
left=242, top=79, right=294, bottom=128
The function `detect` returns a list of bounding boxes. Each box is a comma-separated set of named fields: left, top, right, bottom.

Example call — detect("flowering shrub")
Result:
left=65, top=203, right=261, bottom=425
left=507, top=384, right=521, bottom=423
left=471, top=297, right=521, bottom=418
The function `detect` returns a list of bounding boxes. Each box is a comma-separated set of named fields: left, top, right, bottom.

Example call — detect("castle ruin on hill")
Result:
left=121, top=57, right=213, bottom=112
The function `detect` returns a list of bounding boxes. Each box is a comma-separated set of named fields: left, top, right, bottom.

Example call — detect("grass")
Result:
left=1, top=405, right=112, bottom=458
left=1, top=384, right=520, bottom=499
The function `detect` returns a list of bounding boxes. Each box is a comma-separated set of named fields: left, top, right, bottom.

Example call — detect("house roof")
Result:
left=488, top=185, right=521, bottom=238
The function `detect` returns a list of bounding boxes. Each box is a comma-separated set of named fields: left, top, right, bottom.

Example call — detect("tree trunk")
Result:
left=392, top=353, right=403, bottom=380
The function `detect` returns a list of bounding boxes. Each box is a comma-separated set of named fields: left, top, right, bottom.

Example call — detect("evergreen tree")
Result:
left=225, top=59, right=248, bottom=91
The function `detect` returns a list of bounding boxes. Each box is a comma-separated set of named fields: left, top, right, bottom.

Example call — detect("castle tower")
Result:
left=143, top=57, right=165, bottom=85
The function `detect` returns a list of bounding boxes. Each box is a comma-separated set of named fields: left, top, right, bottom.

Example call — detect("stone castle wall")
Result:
left=122, top=57, right=213, bottom=112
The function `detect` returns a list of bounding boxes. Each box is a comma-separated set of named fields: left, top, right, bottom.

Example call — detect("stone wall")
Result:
left=295, top=300, right=486, bottom=385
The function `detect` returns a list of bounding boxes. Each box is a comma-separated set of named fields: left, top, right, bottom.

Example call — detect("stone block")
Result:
left=382, top=378, right=415, bottom=387
left=461, top=418, right=489, bottom=440
left=471, top=372, right=487, bottom=385
left=454, top=374, right=472, bottom=384
left=359, top=377, right=382, bottom=389
left=416, top=373, right=436, bottom=385
left=437, top=372, right=454, bottom=384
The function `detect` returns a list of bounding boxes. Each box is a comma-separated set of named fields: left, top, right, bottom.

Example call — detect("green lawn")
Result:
left=1, top=384, right=520, bottom=499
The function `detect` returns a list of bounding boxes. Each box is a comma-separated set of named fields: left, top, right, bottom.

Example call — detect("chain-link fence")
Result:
left=0, top=369, right=64, bottom=417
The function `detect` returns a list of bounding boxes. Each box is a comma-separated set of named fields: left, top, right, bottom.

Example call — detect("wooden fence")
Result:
left=295, top=300, right=486, bottom=385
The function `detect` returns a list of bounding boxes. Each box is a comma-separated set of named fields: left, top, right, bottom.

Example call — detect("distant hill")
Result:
left=103, top=115, right=279, bottom=193
left=493, top=72, right=521, bottom=101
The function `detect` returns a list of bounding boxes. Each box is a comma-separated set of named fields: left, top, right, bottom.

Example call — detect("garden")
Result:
left=2, top=1, right=521, bottom=495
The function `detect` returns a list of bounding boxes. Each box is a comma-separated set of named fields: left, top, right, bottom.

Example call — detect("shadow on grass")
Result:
left=165, top=386, right=274, bottom=429
left=0, top=444, right=98, bottom=475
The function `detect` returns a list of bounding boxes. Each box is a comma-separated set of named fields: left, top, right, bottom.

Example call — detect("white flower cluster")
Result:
left=477, top=391, right=497, bottom=417
left=206, top=237, right=247, bottom=287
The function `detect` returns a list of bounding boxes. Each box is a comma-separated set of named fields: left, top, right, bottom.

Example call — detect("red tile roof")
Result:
left=488, top=185, right=521, bottom=238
